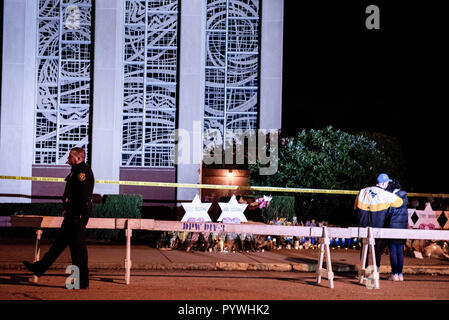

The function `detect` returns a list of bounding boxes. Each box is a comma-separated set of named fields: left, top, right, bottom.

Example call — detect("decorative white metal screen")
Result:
left=204, top=0, right=259, bottom=146
left=122, top=0, right=178, bottom=167
left=34, top=0, right=92, bottom=164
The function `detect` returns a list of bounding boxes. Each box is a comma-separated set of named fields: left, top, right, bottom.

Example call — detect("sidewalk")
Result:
left=1, top=238, right=449, bottom=275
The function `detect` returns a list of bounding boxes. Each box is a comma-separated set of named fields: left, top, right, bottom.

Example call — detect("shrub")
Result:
left=0, top=194, right=143, bottom=241
left=89, top=194, right=142, bottom=241
left=249, top=126, right=407, bottom=226
left=0, top=202, right=63, bottom=217
left=262, top=196, right=295, bottom=222
left=0, top=203, right=64, bottom=239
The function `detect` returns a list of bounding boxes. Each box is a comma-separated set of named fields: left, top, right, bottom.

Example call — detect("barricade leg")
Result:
left=358, top=227, right=379, bottom=289
left=33, top=229, right=43, bottom=283
left=315, top=227, right=334, bottom=288
left=125, top=221, right=132, bottom=285
left=317, top=242, right=325, bottom=284
left=325, top=240, right=334, bottom=289
left=359, top=239, right=368, bottom=283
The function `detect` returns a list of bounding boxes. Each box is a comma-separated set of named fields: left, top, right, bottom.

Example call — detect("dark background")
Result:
left=281, top=0, right=448, bottom=192
left=0, top=1, right=446, bottom=193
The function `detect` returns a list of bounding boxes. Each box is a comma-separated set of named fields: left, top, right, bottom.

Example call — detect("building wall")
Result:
left=119, top=167, right=176, bottom=207
left=90, top=0, right=123, bottom=196
left=176, top=0, right=206, bottom=202
left=260, top=0, right=283, bottom=131
left=31, top=165, right=67, bottom=202
left=0, top=0, right=284, bottom=205
left=0, top=0, right=37, bottom=202
left=201, top=168, right=251, bottom=202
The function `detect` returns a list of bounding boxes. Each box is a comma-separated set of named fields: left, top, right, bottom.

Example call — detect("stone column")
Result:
left=0, top=0, right=38, bottom=202
left=176, top=0, right=206, bottom=202
left=90, top=0, right=124, bottom=195
left=259, top=0, right=284, bottom=131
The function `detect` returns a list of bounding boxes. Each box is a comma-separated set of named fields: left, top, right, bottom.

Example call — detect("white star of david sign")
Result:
left=181, top=194, right=212, bottom=222
left=408, top=202, right=439, bottom=229
left=217, top=195, right=248, bottom=223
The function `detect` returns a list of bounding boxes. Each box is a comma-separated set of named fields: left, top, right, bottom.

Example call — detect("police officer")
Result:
left=23, top=147, right=94, bottom=289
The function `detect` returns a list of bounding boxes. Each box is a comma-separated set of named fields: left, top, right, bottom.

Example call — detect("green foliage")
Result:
left=0, top=203, right=63, bottom=217
left=0, top=202, right=64, bottom=238
left=249, top=126, right=407, bottom=225
left=89, top=194, right=142, bottom=241
left=262, top=196, right=295, bottom=222
left=0, top=194, right=143, bottom=241
left=357, top=131, right=408, bottom=188
left=0, top=195, right=142, bottom=220
left=91, top=194, right=142, bottom=219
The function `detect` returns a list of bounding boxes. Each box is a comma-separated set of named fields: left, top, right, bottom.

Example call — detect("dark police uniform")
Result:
left=32, top=161, right=94, bottom=288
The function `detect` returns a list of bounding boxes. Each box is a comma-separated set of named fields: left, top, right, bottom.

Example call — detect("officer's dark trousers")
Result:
left=34, top=217, right=89, bottom=288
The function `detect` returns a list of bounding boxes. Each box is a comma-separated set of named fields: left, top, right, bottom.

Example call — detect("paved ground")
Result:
left=1, top=270, right=449, bottom=300
left=1, top=237, right=449, bottom=301
left=1, top=238, right=448, bottom=274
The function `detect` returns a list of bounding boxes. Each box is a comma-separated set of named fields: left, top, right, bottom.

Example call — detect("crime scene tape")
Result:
left=1, top=175, right=448, bottom=198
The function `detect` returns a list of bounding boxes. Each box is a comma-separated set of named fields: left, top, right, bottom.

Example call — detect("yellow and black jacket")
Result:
left=354, top=186, right=403, bottom=228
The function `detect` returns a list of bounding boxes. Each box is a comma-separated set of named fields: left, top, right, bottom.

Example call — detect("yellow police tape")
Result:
left=1, top=175, right=448, bottom=198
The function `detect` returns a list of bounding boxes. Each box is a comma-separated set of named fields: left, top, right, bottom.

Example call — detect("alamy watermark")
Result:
left=365, top=5, right=380, bottom=30
left=365, top=265, right=380, bottom=289
left=171, top=121, right=279, bottom=176
left=65, top=5, right=81, bottom=30
left=65, top=265, right=80, bottom=289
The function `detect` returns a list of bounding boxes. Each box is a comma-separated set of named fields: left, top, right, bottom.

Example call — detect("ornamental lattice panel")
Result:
left=122, top=0, right=178, bottom=167
left=35, top=0, right=92, bottom=164
left=204, top=0, right=259, bottom=149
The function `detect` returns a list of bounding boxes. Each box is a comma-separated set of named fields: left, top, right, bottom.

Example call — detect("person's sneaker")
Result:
left=23, top=260, right=43, bottom=278
left=388, top=274, right=399, bottom=281
left=398, top=273, right=404, bottom=281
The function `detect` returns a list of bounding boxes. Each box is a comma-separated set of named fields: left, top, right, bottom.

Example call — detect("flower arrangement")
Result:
left=255, top=195, right=272, bottom=209
left=419, top=223, right=435, bottom=230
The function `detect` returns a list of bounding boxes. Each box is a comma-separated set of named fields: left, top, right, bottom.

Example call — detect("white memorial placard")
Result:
left=181, top=194, right=212, bottom=222
left=408, top=202, right=439, bottom=229
left=217, top=195, right=248, bottom=223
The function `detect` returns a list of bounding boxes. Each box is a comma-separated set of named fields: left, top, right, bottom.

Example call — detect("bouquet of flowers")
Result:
left=255, top=195, right=272, bottom=209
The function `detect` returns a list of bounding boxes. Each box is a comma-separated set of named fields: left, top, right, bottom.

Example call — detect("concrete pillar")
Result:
left=0, top=0, right=37, bottom=202
left=176, top=0, right=206, bottom=202
left=259, top=0, right=283, bottom=131
left=90, top=0, right=124, bottom=195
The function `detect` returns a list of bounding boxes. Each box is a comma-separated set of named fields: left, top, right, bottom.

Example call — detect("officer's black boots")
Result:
left=23, top=260, right=43, bottom=278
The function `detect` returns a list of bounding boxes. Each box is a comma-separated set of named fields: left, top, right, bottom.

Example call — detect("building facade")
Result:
left=0, top=0, right=283, bottom=206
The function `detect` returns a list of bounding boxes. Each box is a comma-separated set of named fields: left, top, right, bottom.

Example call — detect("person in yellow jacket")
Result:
left=354, top=173, right=403, bottom=268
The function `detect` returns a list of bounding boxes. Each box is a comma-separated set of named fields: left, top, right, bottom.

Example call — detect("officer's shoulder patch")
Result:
left=78, top=172, right=86, bottom=182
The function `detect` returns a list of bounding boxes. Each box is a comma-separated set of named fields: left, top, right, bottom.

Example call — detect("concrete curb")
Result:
left=3, top=262, right=449, bottom=275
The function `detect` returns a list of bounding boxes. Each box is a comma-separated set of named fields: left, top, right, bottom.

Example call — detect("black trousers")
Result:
left=35, top=217, right=89, bottom=288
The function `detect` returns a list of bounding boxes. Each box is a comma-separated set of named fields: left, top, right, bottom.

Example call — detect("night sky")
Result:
left=281, top=1, right=449, bottom=193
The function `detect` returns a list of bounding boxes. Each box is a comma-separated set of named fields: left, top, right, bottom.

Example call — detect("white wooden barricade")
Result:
left=3, top=215, right=332, bottom=286
left=2, top=215, right=449, bottom=289
left=357, top=227, right=449, bottom=289
left=33, top=229, right=43, bottom=284
left=125, top=221, right=132, bottom=285
left=358, top=227, right=379, bottom=288
left=316, top=227, right=334, bottom=288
